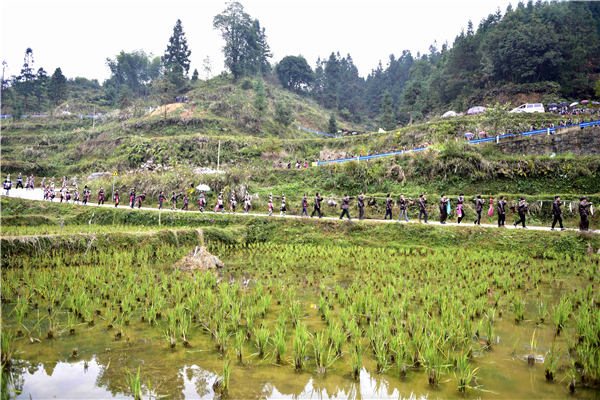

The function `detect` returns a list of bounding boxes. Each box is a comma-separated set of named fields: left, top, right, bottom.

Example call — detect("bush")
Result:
left=241, top=79, right=253, bottom=90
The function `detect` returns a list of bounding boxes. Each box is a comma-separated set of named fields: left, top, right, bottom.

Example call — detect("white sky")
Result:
left=1, top=0, right=513, bottom=82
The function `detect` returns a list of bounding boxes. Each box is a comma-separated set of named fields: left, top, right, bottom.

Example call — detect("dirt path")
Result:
left=1, top=189, right=596, bottom=235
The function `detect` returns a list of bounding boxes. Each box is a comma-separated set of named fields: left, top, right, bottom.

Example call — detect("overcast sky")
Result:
left=1, top=0, right=513, bottom=83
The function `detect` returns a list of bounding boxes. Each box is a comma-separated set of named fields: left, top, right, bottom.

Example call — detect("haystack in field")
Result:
left=175, top=246, right=224, bottom=271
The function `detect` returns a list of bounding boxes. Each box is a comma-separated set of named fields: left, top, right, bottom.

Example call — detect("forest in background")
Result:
left=1, top=0, right=600, bottom=129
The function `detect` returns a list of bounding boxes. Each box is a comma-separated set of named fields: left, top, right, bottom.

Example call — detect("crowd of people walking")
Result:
left=3, top=173, right=596, bottom=232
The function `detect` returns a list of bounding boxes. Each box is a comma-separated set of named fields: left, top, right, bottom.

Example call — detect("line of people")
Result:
left=3, top=172, right=595, bottom=232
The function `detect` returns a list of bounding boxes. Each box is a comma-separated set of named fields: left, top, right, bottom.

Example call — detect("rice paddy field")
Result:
left=2, top=235, right=600, bottom=399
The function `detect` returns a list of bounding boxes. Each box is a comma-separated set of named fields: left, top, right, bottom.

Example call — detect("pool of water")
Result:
left=2, top=244, right=599, bottom=399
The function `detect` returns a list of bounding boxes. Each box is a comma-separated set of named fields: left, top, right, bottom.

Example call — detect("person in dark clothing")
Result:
left=419, top=193, right=428, bottom=223
left=15, top=173, right=23, bottom=189
left=439, top=195, right=449, bottom=224
left=158, top=192, right=167, bottom=210
left=339, top=194, right=351, bottom=220
left=384, top=194, right=393, bottom=220
left=82, top=186, right=90, bottom=205
left=302, top=194, right=308, bottom=217
left=136, top=192, right=146, bottom=209
left=398, top=194, right=409, bottom=222
left=551, top=195, right=565, bottom=231
left=311, top=192, right=324, bottom=218
left=514, top=196, right=528, bottom=228
left=497, top=195, right=507, bottom=227
left=280, top=195, right=287, bottom=216
left=579, top=196, right=593, bottom=231
left=114, top=189, right=119, bottom=207
left=474, top=195, right=484, bottom=225
left=181, top=194, right=189, bottom=211
left=358, top=192, right=366, bottom=220
left=456, top=193, right=465, bottom=224
left=129, top=188, right=136, bottom=208
left=98, top=187, right=105, bottom=205
left=3, top=175, right=12, bottom=196
left=170, top=192, right=180, bottom=210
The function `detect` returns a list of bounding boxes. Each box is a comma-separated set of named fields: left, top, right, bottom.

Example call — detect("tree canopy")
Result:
left=275, top=55, right=313, bottom=93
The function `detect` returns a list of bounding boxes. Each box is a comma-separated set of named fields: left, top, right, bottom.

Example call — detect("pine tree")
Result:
left=33, top=68, right=48, bottom=111
left=191, top=69, right=199, bottom=83
left=380, top=91, right=396, bottom=131
left=253, top=79, right=267, bottom=130
left=14, top=48, right=36, bottom=111
left=162, top=19, right=192, bottom=79
left=328, top=114, right=338, bottom=134
left=48, top=67, right=68, bottom=107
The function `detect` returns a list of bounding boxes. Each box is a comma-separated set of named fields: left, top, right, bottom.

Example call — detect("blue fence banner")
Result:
left=317, top=121, right=599, bottom=165
left=297, top=126, right=341, bottom=138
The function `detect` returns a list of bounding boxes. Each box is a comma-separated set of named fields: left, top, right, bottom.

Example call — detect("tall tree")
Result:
left=213, top=1, right=253, bottom=81
left=33, top=68, right=48, bottom=111
left=191, top=69, right=199, bottom=82
left=14, top=48, right=36, bottom=111
left=252, top=19, right=272, bottom=76
left=1, top=60, right=12, bottom=109
left=162, top=19, right=192, bottom=78
left=106, top=50, right=153, bottom=95
left=48, top=67, right=68, bottom=107
left=276, top=55, right=313, bottom=93
left=380, top=91, right=396, bottom=131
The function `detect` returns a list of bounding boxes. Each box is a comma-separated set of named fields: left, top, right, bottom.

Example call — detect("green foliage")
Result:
left=48, top=67, right=68, bottom=107
left=213, top=1, right=271, bottom=80
left=276, top=55, right=314, bottom=93
left=274, top=101, right=294, bottom=133
left=328, top=114, right=337, bottom=134
left=253, top=78, right=267, bottom=129
left=162, top=19, right=192, bottom=78
left=380, top=90, right=396, bottom=131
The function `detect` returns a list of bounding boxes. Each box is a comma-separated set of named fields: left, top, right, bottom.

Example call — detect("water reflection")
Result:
left=9, top=359, right=433, bottom=399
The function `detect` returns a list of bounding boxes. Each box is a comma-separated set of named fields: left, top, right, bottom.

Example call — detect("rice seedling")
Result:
left=213, top=356, right=232, bottom=395
left=274, top=326, right=287, bottom=364
left=293, top=323, right=309, bottom=371
left=454, top=353, right=477, bottom=393
left=124, top=366, right=143, bottom=400
left=424, top=345, right=443, bottom=386
left=180, top=316, right=191, bottom=347
left=483, top=318, right=494, bottom=348
left=552, top=296, right=571, bottom=335
left=312, top=330, right=328, bottom=375
left=544, top=345, right=559, bottom=381
left=349, top=337, right=363, bottom=380
left=234, top=330, right=245, bottom=362
left=1, top=328, right=15, bottom=370
left=254, top=326, right=269, bottom=358
left=512, top=296, right=525, bottom=323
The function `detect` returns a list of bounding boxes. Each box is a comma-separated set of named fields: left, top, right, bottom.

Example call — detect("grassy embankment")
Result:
left=2, top=197, right=599, bottom=258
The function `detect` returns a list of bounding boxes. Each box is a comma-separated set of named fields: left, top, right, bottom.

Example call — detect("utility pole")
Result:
left=92, top=106, right=95, bottom=130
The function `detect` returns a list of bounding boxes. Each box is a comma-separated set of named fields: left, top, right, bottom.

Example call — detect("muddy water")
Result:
left=3, top=249, right=599, bottom=399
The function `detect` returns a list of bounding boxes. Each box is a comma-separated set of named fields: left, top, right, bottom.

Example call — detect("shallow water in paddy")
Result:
left=3, top=245, right=600, bottom=399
